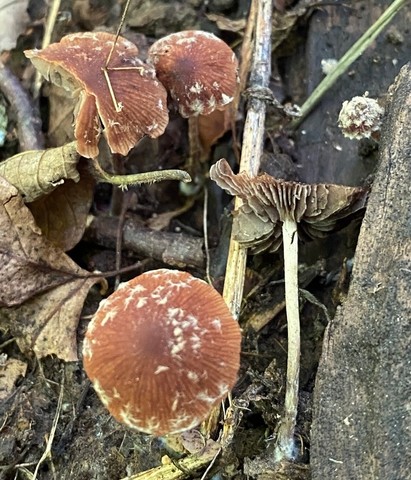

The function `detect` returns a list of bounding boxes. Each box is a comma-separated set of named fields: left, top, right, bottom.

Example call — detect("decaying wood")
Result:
left=86, top=214, right=205, bottom=269
left=311, top=64, right=411, bottom=479
left=222, top=0, right=273, bottom=319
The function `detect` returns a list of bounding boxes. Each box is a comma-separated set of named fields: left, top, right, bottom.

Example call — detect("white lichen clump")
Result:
left=338, top=93, right=384, bottom=140
left=321, top=58, right=338, bottom=75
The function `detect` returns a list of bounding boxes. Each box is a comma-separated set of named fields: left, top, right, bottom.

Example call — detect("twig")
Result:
left=203, top=186, right=212, bottom=285
left=223, top=0, right=273, bottom=318
left=114, top=192, right=131, bottom=289
left=32, top=371, right=64, bottom=480
left=90, top=157, right=191, bottom=188
left=0, top=61, right=44, bottom=150
left=86, top=215, right=205, bottom=269
left=290, top=0, right=408, bottom=128
left=33, top=0, right=62, bottom=99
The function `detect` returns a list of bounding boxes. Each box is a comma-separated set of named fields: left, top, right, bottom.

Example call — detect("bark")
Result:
left=311, top=64, right=411, bottom=479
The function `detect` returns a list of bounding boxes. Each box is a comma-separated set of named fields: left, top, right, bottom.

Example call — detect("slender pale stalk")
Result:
left=274, top=216, right=300, bottom=461
left=91, top=157, right=191, bottom=189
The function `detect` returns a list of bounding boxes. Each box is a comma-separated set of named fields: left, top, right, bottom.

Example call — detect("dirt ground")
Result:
left=0, top=1, right=410, bottom=479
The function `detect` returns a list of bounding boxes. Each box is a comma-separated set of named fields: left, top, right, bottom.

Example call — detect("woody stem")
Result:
left=91, top=157, right=191, bottom=189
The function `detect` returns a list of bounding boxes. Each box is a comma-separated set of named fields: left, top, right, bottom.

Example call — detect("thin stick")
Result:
left=32, top=371, right=64, bottom=480
left=105, top=0, right=132, bottom=68
left=101, top=67, right=122, bottom=113
left=274, top=217, right=300, bottom=461
left=203, top=186, right=212, bottom=285
left=223, top=0, right=273, bottom=318
left=103, top=0, right=142, bottom=112
left=91, top=157, right=191, bottom=188
left=290, top=0, right=407, bottom=128
left=0, top=61, right=44, bottom=150
left=33, top=0, right=62, bottom=100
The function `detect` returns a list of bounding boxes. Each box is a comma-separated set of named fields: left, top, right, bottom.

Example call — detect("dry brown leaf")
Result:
left=272, top=8, right=305, bottom=52
left=198, top=108, right=232, bottom=157
left=206, top=13, right=246, bottom=33
left=28, top=165, right=95, bottom=251
left=0, top=142, right=80, bottom=203
left=0, top=277, right=98, bottom=361
left=0, top=357, right=27, bottom=401
left=0, top=176, right=93, bottom=307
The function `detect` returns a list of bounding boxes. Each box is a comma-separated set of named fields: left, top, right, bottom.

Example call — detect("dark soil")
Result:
left=0, top=1, right=409, bottom=479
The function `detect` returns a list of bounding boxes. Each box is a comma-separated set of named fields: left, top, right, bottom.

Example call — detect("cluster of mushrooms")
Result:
left=25, top=29, right=368, bottom=457
left=24, top=29, right=242, bottom=435
left=25, top=30, right=239, bottom=158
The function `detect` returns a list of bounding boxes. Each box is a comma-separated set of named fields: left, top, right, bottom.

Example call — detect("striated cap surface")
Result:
left=83, top=268, right=241, bottom=435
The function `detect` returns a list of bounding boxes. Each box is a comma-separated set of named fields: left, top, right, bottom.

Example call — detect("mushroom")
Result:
left=147, top=30, right=238, bottom=168
left=338, top=92, right=384, bottom=140
left=83, top=268, right=241, bottom=436
left=210, top=158, right=368, bottom=460
left=147, top=30, right=239, bottom=118
left=25, top=32, right=169, bottom=158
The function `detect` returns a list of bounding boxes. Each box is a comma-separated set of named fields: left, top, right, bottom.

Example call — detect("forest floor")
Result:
left=0, top=1, right=409, bottom=479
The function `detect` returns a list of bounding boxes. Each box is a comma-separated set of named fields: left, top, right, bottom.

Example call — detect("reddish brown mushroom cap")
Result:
left=148, top=30, right=239, bottom=117
left=83, top=269, right=241, bottom=436
left=25, top=32, right=169, bottom=157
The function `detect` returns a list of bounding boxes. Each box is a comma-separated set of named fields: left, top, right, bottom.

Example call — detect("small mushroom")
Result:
left=25, top=32, right=169, bottom=158
left=210, top=159, right=368, bottom=460
left=338, top=92, right=384, bottom=140
left=147, top=30, right=239, bottom=118
left=83, top=268, right=241, bottom=436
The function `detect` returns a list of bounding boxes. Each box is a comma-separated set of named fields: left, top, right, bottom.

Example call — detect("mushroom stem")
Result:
left=274, top=215, right=300, bottom=461
left=91, top=157, right=191, bottom=189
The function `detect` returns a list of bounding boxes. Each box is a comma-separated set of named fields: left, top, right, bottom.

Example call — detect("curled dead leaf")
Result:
left=0, top=176, right=94, bottom=307
left=28, top=164, right=95, bottom=251
left=0, top=277, right=98, bottom=361
left=0, top=141, right=80, bottom=202
left=206, top=13, right=246, bottom=33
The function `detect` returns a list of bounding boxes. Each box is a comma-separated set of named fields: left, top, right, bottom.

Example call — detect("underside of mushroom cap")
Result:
left=210, top=159, right=368, bottom=253
left=25, top=32, right=169, bottom=157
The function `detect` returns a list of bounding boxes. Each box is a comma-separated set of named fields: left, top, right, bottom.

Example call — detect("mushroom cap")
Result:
left=147, top=30, right=238, bottom=117
left=210, top=159, right=368, bottom=253
left=83, top=269, right=241, bottom=436
left=25, top=32, right=169, bottom=157
left=338, top=94, right=384, bottom=140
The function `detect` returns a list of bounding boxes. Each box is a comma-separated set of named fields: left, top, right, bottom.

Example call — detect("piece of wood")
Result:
left=311, top=64, right=411, bottom=479
left=291, top=0, right=411, bottom=185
